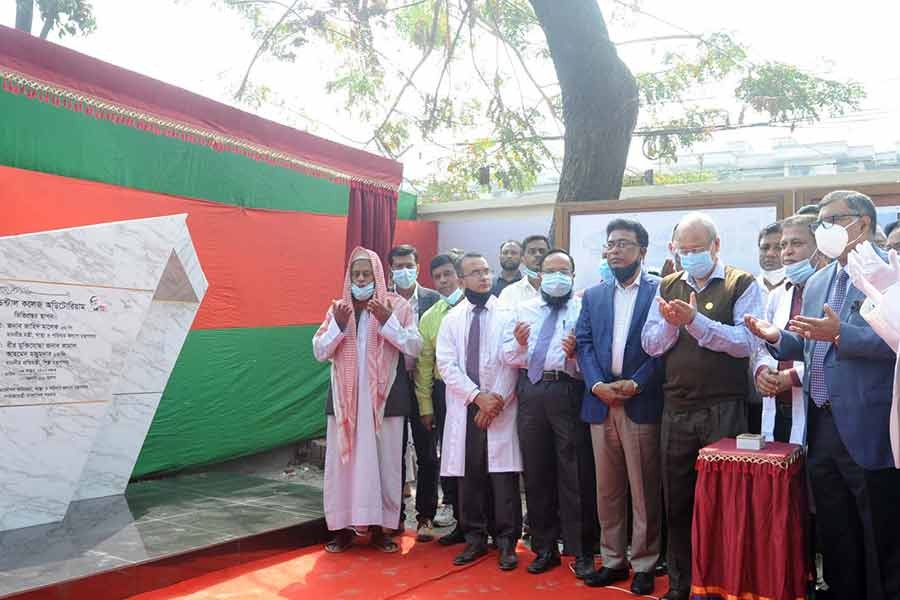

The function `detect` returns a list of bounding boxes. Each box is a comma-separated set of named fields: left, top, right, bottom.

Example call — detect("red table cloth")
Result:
left=691, top=438, right=808, bottom=600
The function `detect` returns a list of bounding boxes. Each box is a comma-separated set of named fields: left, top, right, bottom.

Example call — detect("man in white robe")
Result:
left=313, top=247, right=422, bottom=553
left=437, top=252, right=522, bottom=571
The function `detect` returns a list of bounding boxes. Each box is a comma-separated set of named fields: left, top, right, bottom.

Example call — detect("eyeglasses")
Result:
left=812, top=213, right=859, bottom=231
left=462, top=268, right=492, bottom=279
left=605, top=240, right=641, bottom=251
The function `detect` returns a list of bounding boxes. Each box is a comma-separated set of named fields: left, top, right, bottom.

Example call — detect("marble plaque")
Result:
left=0, top=215, right=207, bottom=531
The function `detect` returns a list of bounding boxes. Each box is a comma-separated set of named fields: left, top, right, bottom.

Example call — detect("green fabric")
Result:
left=132, top=324, right=329, bottom=478
left=0, top=90, right=349, bottom=215
left=398, top=191, right=417, bottom=220
left=413, top=298, right=453, bottom=416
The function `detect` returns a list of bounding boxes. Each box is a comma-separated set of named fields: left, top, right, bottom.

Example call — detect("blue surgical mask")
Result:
left=785, top=258, right=816, bottom=286
left=392, top=267, right=417, bottom=290
left=540, top=272, right=573, bottom=298
left=523, top=266, right=539, bottom=280
left=598, top=259, right=613, bottom=281
left=351, top=282, right=375, bottom=300
left=679, top=250, right=715, bottom=280
left=441, top=287, right=463, bottom=306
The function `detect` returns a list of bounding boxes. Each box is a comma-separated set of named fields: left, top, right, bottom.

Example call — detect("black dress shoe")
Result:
left=498, top=546, right=518, bottom=571
left=438, top=527, right=466, bottom=546
left=660, top=589, right=689, bottom=600
left=584, top=566, right=630, bottom=588
left=527, top=551, right=561, bottom=574
left=453, top=543, right=488, bottom=565
left=654, top=558, right=668, bottom=577
left=572, top=554, right=595, bottom=579
left=631, top=571, right=655, bottom=595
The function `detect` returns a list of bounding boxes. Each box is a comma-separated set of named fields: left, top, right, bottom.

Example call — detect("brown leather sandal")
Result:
left=370, top=530, right=400, bottom=553
left=324, top=530, right=354, bottom=553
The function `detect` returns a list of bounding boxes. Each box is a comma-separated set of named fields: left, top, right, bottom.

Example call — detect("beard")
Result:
left=612, top=260, right=640, bottom=283
left=541, top=289, right=572, bottom=307
left=500, top=259, right=520, bottom=272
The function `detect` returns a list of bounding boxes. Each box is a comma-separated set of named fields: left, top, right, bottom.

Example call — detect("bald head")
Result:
left=674, top=212, right=718, bottom=245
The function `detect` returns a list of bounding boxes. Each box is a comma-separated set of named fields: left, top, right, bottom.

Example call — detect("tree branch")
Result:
left=424, top=2, right=470, bottom=130
left=234, top=0, right=302, bottom=100
left=366, top=0, right=443, bottom=146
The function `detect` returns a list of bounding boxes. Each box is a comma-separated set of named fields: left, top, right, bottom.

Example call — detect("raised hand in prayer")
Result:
left=332, top=299, right=353, bottom=330
left=789, top=305, right=841, bottom=342
left=367, top=297, right=394, bottom=325
left=744, top=314, right=780, bottom=344
left=561, top=332, right=577, bottom=359
left=657, top=292, right=697, bottom=327
left=847, top=241, right=900, bottom=295
left=513, top=321, right=531, bottom=346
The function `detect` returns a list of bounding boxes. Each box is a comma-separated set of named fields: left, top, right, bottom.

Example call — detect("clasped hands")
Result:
left=332, top=297, right=394, bottom=329
left=592, top=379, right=639, bottom=406
left=473, top=391, right=505, bottom=429
left=754, top=366, right=793, bottom=397
left=513, top=321, right=577, bottom=358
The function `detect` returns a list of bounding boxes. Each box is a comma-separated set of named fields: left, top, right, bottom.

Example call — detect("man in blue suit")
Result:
left=576, top=219, right=664, bottom=597
left=747, top=190, right=900, bottom=600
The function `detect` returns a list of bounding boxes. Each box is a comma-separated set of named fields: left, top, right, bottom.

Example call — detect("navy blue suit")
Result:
left=770, top=259, right=900, bottom=599
left=576, top=272, right=664, bottom=425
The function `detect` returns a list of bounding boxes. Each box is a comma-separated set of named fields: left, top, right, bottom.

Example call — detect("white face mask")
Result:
left=815, top=218, right=858, bottom=260
left=761, top=267, right=786, bottom=284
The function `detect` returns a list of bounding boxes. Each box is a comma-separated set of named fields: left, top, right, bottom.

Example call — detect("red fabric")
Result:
left=345, top=182, right=397, bottom=268
left=691, top=439, right=808, bottom=600
left=393, top=219, right=438, bottom=289
left=0, top=165, right=347, bottom=330
left=0, top=25, right=402, bottom=188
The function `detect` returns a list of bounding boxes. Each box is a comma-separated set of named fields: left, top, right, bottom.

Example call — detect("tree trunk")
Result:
left=529, top=0, right=639, bottom=203
left=15, top=0, right=34, bottom=34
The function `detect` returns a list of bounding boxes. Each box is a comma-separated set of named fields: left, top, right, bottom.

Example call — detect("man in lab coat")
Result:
left=437, top=252, right=523, bottom=571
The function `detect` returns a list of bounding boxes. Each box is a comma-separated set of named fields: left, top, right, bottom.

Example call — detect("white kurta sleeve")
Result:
left=312, top=314, right=345, bottom=361
left=380, top=312, right=422, bottom=358
left=437, top=314, right=479, bottom=404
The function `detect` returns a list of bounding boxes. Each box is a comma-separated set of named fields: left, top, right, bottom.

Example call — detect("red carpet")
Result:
left=132, top=533, right=668, bottom=599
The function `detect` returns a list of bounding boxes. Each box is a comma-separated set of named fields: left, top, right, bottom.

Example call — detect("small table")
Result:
left=691, top=438, right=808, bottom=600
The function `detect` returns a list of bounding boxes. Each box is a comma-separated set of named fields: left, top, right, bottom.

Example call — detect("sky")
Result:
left=3, top=0, right=899, bottom=188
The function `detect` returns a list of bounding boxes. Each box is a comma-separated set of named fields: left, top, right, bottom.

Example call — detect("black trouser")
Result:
left=773, top=401, right=793, bottom=443
left=407, top=390, right=440, bottom=522
left=865, top=466, right=900, bottom=599
left=458, top=403, right=522, bottom=549
left=807, top=403, right=883, bottom=600
left=432, top=380, right=459, bottom=520
left=660, top=399, right=746, bottom=594
left=516, top=372, right=593, bottom=557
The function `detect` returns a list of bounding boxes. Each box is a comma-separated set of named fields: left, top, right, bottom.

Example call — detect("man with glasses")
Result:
left=746, top=191, right=900, bottom=600
left=642, top=212, right=764, bottom=600
left=498, top=235, right=550, bottom=307
left=500, top=249, right=595, bottom=579
left=437, top=253, right=522, bottom=571
left=577, top=220, right=664, bottom=596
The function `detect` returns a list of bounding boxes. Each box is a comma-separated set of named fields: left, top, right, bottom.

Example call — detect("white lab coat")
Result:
left=753, top=282, right=806, bottom=443
left=436, top=296, right=522, bottom=477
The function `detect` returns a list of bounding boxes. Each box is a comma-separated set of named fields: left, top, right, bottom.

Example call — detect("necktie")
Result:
left=528, top=306, right=562, bottom=384
left=809, top=270, right=849, bottom=407
left=466, top=305, right=486, bottom=386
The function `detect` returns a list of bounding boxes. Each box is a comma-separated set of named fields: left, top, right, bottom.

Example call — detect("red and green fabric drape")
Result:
left=0, top=25, right=436, bottom=477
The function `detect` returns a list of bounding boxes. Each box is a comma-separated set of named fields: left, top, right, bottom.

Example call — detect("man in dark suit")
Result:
left=388, top=244, right=441, bottom=540
left=577, top=219, right=664, bottom=596
left=747, top=190, right=900, bottom=600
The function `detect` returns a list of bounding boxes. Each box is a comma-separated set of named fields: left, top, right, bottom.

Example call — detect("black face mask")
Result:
left=465, top=288, right=492, bottom=307
left=540, top=289, right=572, bottom=307
left=612, top=260, right=641, bottom=283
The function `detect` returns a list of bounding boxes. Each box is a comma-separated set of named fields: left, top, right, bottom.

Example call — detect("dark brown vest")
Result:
left=660, top=266, right=754, bottom=411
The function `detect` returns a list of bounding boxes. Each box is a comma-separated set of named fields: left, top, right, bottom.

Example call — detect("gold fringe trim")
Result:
left=697, top=446, right=804, bottom=470
left=0, top=67, right=399, bottom=193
